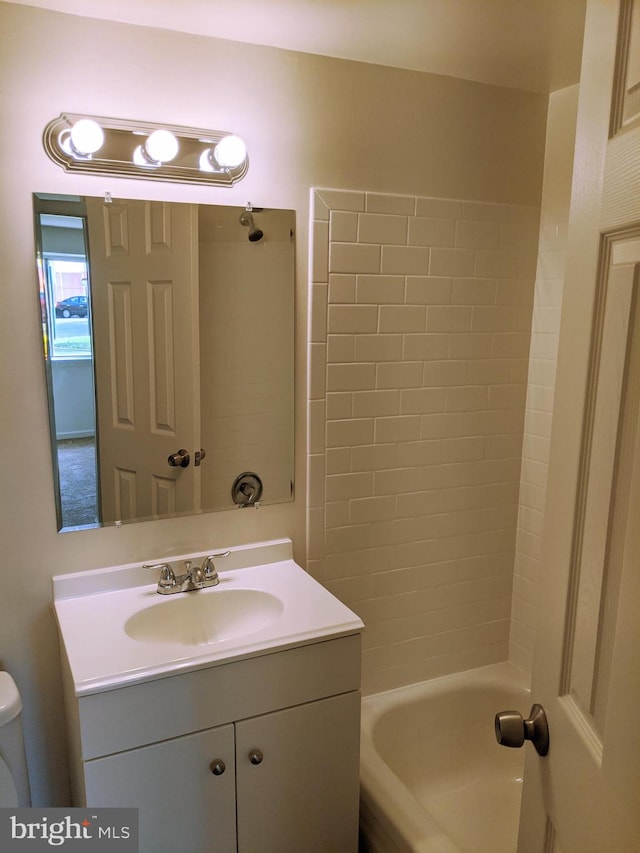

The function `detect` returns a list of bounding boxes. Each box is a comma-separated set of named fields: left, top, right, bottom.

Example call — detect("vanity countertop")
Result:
left=53, top=539, right=363, bottom=696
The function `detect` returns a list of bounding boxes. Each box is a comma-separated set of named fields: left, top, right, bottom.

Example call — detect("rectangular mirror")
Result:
left=33, top=193, right=295, bottom=531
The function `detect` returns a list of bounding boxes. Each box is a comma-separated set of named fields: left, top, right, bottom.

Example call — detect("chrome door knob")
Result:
left=495, top=703, right=549, bottom=756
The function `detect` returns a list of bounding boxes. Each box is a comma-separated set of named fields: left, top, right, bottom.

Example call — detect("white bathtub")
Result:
left=359, top=663, right=530, bottom=853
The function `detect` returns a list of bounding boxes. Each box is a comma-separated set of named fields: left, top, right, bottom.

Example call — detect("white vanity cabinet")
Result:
left=62, top=635, right=362, bottom=853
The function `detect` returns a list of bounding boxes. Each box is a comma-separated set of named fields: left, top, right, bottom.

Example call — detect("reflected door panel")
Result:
left=87, top=197, right=200, bottom=524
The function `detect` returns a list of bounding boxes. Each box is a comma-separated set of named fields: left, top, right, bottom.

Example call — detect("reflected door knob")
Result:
left=168, top=449, right=190, bottom=468
left=495, top=703, right=549, bottom=756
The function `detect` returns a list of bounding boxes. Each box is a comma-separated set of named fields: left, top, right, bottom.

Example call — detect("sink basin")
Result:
left=53, top=538, right=364, bottom=694
left=124, top=588, right=284, bottom=646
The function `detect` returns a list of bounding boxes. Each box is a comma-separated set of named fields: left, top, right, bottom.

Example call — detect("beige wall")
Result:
left=0, top=1, right=547, bottom=804
left=510, top=85, right=580, bottom=674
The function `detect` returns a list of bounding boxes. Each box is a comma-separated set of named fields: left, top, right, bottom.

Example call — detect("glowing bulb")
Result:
left=213, top=135, right=247, bottom=169
left=144, top=129, right=179, bottom=163
left=69, top=119, right=104, bottom=156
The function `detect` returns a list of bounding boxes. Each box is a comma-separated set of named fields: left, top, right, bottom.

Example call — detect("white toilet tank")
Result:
left=0, top=672, right=31, bottom=807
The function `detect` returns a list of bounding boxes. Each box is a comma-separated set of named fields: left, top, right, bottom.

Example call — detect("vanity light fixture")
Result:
left=43, top=113, right=249, bottom=186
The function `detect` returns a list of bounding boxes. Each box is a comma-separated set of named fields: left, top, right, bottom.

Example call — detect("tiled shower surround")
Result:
left=509, top=213, right=567, bottom=675
left=307, top=188, right=540, bottom=694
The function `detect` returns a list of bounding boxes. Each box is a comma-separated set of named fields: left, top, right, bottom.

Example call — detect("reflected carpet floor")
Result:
left=57, top=437, right=98, bottom=528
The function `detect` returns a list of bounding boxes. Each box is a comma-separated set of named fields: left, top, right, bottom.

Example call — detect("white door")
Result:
left=517, top=2, right=640, bottom=850
left=86, top=198, right=201, bottom=523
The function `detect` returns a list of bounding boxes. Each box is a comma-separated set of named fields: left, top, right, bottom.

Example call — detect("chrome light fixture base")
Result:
left=43, top=113, right=249, bottom=187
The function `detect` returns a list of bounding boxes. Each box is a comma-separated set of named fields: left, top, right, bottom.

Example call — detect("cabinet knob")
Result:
left=210, top=759, right=226, bottom=775
left=248, top=749, right=263, bottom=765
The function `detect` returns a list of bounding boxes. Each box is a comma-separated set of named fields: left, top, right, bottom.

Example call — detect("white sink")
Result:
left=125, top=587, right=284, bottom=646
left=52, top=539, right=363, bottom=696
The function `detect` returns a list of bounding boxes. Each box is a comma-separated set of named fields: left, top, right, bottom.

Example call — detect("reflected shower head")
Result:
left=239, top=209, right=264, bottom=242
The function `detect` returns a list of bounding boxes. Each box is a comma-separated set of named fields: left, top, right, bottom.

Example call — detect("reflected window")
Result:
left=40, top=214, right=92, bottom=359
left=36, top=207, right=99, bottom=529
left=46, top=258, right=91, bottom=357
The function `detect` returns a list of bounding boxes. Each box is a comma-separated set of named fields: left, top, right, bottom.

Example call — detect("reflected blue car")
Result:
left=55, top=296, right=88, bottom=318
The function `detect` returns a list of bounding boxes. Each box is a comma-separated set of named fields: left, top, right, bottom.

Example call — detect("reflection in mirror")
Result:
left=34, top=194, right=295, bottom=532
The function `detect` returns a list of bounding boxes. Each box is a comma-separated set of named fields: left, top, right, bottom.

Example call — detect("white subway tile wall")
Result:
left=509, top=211, right=567, bottom=674
left=509, top=85, right=577, bottom=676
left=308, top=188, right=539, bottom=694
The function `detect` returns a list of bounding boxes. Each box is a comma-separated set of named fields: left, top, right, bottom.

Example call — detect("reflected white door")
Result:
left=87, top=198, right=201, bottom=523
left=517, top=2, right=640, bottom=851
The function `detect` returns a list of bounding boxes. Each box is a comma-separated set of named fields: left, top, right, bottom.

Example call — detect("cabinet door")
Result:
left=235, top=691, right=361, bottom=853
left=84, top=724, right=236, bottom=853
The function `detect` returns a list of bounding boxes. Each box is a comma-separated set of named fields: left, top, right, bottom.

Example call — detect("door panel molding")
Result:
left=561, top=228, right=640, bottom=729
left=107, top=280, right=135, bottom=428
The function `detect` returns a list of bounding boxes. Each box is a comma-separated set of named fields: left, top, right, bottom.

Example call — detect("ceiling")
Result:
left=8, top=0, right=586, bottom=93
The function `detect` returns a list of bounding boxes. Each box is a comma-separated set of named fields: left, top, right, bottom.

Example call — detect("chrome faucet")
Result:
left=143, top=551, right=230, bottom=595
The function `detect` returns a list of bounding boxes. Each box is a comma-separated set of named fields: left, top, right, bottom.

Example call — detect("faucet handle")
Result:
left=201, top=551, right=231, bottom=584
left=143, top=562, right=176, bottom=590
left=186, top=559, right=205, bottom=588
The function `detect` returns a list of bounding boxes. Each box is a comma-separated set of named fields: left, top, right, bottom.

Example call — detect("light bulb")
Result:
left=212, top=135, right=247, bottom=169
left=69, top=119, right=104, bottom=156
left=199, top=149, right=215, bottom=172
left=144, top=129, right=179, bottom=163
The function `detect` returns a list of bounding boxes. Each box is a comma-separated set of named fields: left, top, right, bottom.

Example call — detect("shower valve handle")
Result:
left=494, top=703, right=549, bottom=756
